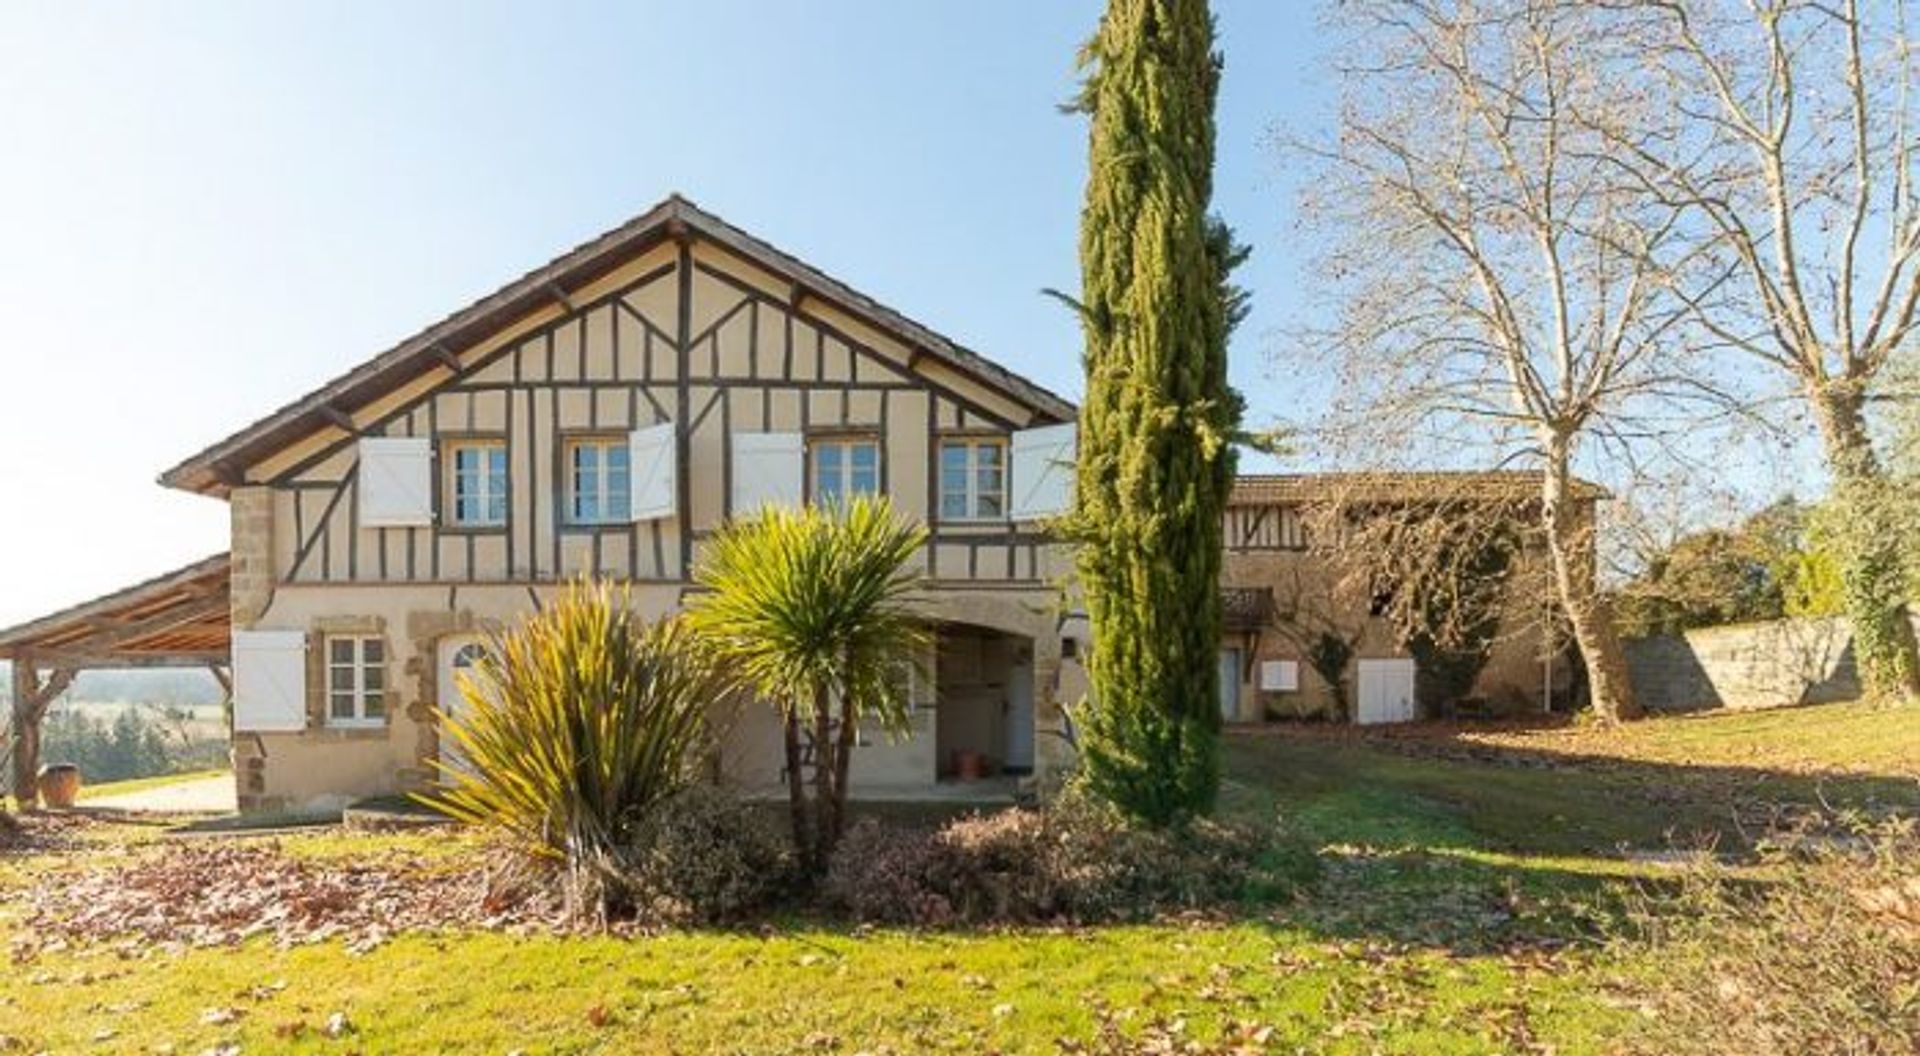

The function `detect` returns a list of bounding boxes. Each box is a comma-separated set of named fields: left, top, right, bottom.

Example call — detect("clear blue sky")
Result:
left=0, top=1, right=1329, bottom=625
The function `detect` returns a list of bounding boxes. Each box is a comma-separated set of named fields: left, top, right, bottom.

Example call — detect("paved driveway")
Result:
left=86, top=774, right=237, bottom=815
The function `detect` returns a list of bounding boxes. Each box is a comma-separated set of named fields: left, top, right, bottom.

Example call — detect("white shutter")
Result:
left=628, top=423, right=677, bottom=521
left=1010, top=423, right=1076, bottom=521
left=357, top=437, right=432, bottom=527
left=231, top=630, right=308, bottom=732
left=732, top=432, right=804, bottom=514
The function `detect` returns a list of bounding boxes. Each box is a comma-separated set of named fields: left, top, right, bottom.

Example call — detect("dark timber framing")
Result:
left=222, top=202, right=1073, bottom=591
left=159, top=195, right=1071, bottom=498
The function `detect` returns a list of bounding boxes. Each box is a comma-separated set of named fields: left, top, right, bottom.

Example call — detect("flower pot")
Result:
left=38, top=764, right=81, bottom=809
left=954, top=750, right=985, bottom=782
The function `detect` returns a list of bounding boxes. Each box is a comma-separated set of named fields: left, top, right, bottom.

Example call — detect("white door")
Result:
left=1218, top=649, right=1242, bottom=722
left=1004, top=651, right=1034, bottom=774
left=1356, top=658, right=1418, bottom=725
left=438, top=636, right=492, bottom=777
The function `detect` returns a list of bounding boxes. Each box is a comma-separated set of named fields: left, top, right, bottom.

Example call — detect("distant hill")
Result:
left=0, top=663, right=223, bottom=708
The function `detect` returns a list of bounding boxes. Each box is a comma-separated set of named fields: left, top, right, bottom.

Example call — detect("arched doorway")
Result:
left=436, top=635, right=492, bottom=777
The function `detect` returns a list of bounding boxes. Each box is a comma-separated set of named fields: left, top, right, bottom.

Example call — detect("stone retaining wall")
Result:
left=1623, top=614, right=1889, bottom=712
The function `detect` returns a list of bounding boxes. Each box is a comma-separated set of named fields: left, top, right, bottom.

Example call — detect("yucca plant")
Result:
left=417, top=580, right=736, bottom=920
left=687, top=495, right=929, bottom=874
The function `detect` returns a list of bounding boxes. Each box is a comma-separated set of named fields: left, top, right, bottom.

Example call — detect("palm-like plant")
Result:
left=687, top=495, right=929, bottom=873
left=418, top=580, right=736, bottom=919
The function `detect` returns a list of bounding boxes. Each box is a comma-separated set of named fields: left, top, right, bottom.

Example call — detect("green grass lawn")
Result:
left=1, top=702, right=1912, bottom=1054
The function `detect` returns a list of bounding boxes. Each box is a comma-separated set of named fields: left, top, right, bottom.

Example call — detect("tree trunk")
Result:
left=782, top=709, right=811, bottom=872
left=827, top=692, right=859, bottom=852
left=809, top=688, right=834, bottom=872
left=1540, top=435, right=1642, bottom=722
left=1809, top=383, right=1920, bottom=701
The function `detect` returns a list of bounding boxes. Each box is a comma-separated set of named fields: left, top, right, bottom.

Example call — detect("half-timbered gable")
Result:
left=165, top=197, right=1075, bottom=594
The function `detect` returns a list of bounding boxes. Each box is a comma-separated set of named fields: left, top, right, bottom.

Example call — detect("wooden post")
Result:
left=10, top=658, right=39, bottom=811
left=209, top=663, right=233, bottom=735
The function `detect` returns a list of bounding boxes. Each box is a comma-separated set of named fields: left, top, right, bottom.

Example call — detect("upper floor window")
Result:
left=565, top=437, right=629, bottom=524
left=811, top=438, right=879, bottom=505
left=447, top=440, right=507, bottom=528
left=939, top=439, right=1006, bottom=521
left=327, top=635, right=386, bottom=727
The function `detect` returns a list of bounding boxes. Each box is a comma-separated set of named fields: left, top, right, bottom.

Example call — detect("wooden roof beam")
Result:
left=209, top=460, right=245, bottom=488
left=15, top=592, right=230, bottom=660
left=317, top=403, right=355, bottom=431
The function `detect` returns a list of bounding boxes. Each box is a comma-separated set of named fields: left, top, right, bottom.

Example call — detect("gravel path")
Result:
left=85, top=774, right=237, bottom=814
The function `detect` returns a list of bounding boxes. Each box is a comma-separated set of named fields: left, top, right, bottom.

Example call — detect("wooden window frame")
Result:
left=325, top=634, right=387, bottom=729
left=442, top=435, right=509, bottom=533
left=808, top=434, right=882, bottom=506
left=560, top=433, right=631, bottom=528
left=937, top=436, right=1009, bottom=523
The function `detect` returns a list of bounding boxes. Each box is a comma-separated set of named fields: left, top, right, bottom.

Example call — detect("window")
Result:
left=939, top=439, right=1006, bottom=521
left=327, top=635, right=386, bottom=727
left=446, top=441, right=507, bottom=528
left=854, top=659, right=918, bottom=748
left=565, top=437, right=630, bottom=524
left=811, top=438, right=879, bottom=505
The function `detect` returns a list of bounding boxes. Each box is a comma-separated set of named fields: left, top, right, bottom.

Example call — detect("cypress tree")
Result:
left=1069, top=0, right=1241, bottom=823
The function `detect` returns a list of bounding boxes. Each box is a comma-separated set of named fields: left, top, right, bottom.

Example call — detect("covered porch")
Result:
left=0, top=554, right=232, bottom=808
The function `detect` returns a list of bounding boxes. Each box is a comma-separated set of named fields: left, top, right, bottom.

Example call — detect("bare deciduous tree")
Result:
left=1595, top=0, right=1920, bottom=699
left=1289, top=1, right=1739, bottom=720
left=1265, top=561, right=1371, bottom=720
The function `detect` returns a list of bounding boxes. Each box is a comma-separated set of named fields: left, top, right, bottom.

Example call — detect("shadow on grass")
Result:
left=1221, top=723, right=1918, bottom=860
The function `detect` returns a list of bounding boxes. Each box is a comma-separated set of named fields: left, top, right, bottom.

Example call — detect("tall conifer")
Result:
left=1070, top=0, right=1240, bottom=823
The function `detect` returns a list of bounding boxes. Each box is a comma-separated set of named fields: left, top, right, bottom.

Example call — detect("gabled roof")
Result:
left=1230, top=471, right=1608, bottom=506
left=160, top=195, right=1076, bottom=496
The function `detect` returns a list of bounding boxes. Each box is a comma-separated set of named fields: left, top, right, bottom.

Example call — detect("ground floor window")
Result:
left=327, top=635, right=386, bottom=727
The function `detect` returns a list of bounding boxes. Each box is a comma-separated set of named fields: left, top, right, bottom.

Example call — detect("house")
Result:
left=142, top=196, right=1086, bottom=812
left=1213, top=473, right=1596, bottom=725
left=0, top=197, right=1605, bottom=813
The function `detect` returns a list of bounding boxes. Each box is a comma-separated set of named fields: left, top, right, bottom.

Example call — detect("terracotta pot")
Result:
left=954, top=750, right=985, bottom=782
left=38, top=764, right=81, bottom=809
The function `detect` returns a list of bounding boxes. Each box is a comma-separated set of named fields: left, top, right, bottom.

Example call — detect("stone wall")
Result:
left=1623, top=614, right=1884, bottom=712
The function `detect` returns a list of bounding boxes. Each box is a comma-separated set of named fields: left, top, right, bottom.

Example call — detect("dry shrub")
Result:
left=624, top=785, right=793, bottom=924
left=824, top=817, right=952, bottom=924
left=1617, top=814, right=1920, bottom=1055
left=825, top=792, right=1315, bottom=925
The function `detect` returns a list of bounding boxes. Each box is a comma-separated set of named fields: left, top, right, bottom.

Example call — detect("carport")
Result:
left=0, top=554, right=230, bottom=808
